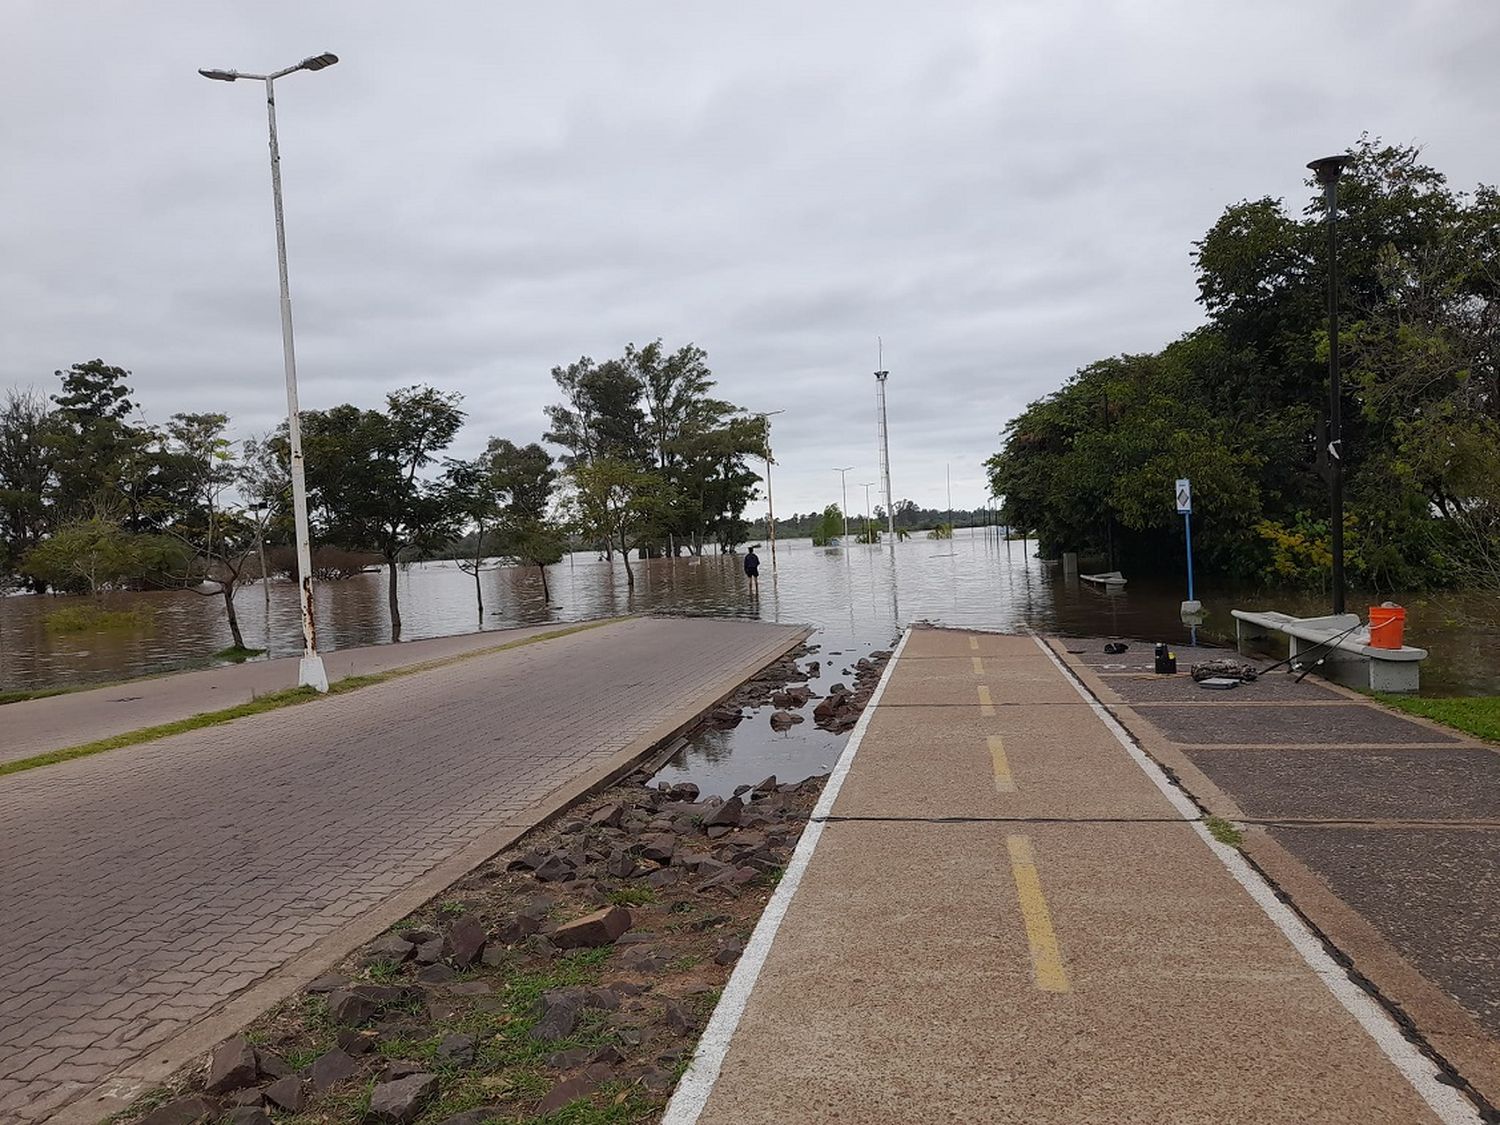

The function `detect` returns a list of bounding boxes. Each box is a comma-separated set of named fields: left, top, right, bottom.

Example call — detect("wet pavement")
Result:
left=1058, top=636, right=1500, bottom=1108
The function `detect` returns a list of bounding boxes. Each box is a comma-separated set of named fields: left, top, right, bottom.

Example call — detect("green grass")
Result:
left=1203, top=815, right=1244, bottom=848
left=0, top=686, right=75, bottom=706
left=0, top=617, right=627, bottom=781
left=1378, top=693, right=1500, bottom=745
left=213, top=645, right=266, bottom=662
left=46, top=604, right=149, bottom=633
left=606, top=886, right=656, bottom=907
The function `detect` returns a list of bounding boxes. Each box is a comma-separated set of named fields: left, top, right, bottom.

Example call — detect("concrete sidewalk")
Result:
left=670, top=627, right=1474, bottom=1124
left=0, top=620, right=596, bottom=765
left=0, top=616, right=806, bottom=1124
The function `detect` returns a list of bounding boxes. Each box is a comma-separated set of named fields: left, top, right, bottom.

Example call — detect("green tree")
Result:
left=489, top=439, right=565, bottom=603
left=22, top=516, right=180, bottom=599
left=565, top=457, right=664, bottom=589
left=300, top=386, right=465, bottom=640
left=0, top=388, right=53, bottom=585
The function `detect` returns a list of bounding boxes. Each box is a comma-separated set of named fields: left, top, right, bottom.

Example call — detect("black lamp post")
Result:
left=1308, top=154, right=1349, bottom=615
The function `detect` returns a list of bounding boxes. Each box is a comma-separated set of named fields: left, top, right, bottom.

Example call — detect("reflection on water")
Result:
left=2, top=531, right=1497, bottom=696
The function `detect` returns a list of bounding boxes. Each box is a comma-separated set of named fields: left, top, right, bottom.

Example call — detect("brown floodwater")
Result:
left=2, top=531, right=1497, bottom=697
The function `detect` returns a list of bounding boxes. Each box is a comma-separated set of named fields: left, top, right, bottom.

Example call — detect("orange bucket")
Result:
left=1368, top=605, right=1406, bottom=650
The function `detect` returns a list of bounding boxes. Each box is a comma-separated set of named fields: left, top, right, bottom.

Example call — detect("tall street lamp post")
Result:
left=1308, top=154, right=1349, bottom=615
left=833, top=467, right=853, bottom=544
left=200, top=52, right=338, bottom=691
left=860, top=482, right=876, bottom=542
left=248, top=500, right=271, bottom=630
left=751, top=410, right=784, bottom=564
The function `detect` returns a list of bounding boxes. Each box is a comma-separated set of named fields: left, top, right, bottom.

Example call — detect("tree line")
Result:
left=987, top=138, right=1500, bottom=593
left=0, top=339, right=768, bottom=644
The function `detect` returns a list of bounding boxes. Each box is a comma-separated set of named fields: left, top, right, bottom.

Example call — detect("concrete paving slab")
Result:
left=701, top=818, right=1442, bottom=1124
left=1144, top=702, right=1461, bottom=745
left=1272, top=825, right=1500, bottom=1039
left=832, top=704, right=1174, bottom=821
left=1186, top=748, right=1500, bottom=821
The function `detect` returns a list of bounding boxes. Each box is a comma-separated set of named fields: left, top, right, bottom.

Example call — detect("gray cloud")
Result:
left=3, top=0, right=1498, bottom=517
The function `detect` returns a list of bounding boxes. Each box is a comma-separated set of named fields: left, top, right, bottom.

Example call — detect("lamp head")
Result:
left=299, top=52, right=339, bottom=71
left=1306, top=155, right=1349, bottom=186
left=198, top=68, right=239, bottom=82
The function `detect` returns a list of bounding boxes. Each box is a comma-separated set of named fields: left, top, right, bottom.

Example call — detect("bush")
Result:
left=46, top=604, right=150, bottom=633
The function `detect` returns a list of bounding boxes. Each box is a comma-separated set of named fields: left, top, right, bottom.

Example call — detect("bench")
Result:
left=1231, top=609, right=1427, bottom=693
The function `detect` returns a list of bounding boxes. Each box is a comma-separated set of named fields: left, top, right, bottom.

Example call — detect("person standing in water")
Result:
left=744, top=546, right=761, bottom=595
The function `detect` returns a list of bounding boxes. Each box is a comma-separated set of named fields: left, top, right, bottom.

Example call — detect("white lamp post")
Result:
left=750, top=410, right=784, bottom=564
left=199, top=52, right=337, bottom=692
left=833, top=467, right=853, bottom=544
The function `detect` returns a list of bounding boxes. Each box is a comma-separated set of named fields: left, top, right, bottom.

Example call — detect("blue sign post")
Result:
left=1176, top=478, right=1201, bottom=615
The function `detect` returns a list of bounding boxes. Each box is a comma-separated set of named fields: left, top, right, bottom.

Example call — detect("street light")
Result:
left=1308, top=153, right=1349, bottom=616
left=833, top=467, right=853, bottom=544
left=750, top=410, right=784, bottom=564
left=201, top=52, right=338, bottom=692
left=859, top=482, right=876, bottom=542
left=247, top=501, right=271, bottom=635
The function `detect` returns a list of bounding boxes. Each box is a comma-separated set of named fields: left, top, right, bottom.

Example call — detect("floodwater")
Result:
left=2, top=531, right=1497, bottom=700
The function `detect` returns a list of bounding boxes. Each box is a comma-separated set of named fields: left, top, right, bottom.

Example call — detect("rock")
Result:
left=536, top=1075, right=598, bottom=1115
left=640, top=1066, right=675, bottom=1091
left=591, top=1043, right=627, bottom=1064
left=508, top=849, right=548, bottom=872
left=309, top=1048, right=359, bottom=1092
left=414, top=938, right=444, bottom=965
left=226, top=1110, right=272, bottom=1125
left=605, top=849, right=634, bottom=878
left=205, top=1036, right=259, bottom=1094
left=664, top=998, right=695, bottom=1035
left=714, top=939, right=745, bottom=966
left=659, top=781, right=700, bottom=802
left=436, top=1033, right=476, bottom=1066
left=589, top=802, right=624, bottom=827
left=327, top=989, right=377, bottom=1026
left=551, top=905, right=632, bottom=949
left=702, top=796, right=743, bottom=829
left=369, top=1072, right=439, bottom=1123
left=494, top=913, right=542, bottom=944
left=400, top=927, right=439, bottom=944
left=813, top=697, right=840, bottom=721
left=382, top=1059, right=426, bottom=1082
left=690, top=912, right=733, bottom=932
left=534, top=854, right=575, bottom=882
left=640, top=834, right=676, bottom=864
left=617, top=946, right=670, bottom=972
left=443, top=914, right=487, bottom=968
left=522, top=933, right=559, bottom=960
left=547, top=1046, right=594, bottom=1068
left=520, top=894, right=557, bottom=920
left=262, top=1076, right=305, bottom=1112
left=705, top=824, right=733, bottom=840
left=366, top=933, right=416, bottom=964
left=417, top=963, right=458, bottom=984
left=769, top=710, right=803, bottom=730
left=306, top=973, right=350, bottom=994
left=227, top=1089, right=265, bottom=1108
left=645, top=867, right=679, bottom=889
left=529, top=995, right=581, bottom=1042
left=253, top=1048, right=292, bottom=1081
left=140, top=1095, right=220, bottom=1125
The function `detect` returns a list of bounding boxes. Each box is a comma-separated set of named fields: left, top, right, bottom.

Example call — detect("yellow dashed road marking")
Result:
left=988, top=735, right=1016, bottom=792
left=969, top=636, right=979, bottom=650
left=971, top=656, right=984, bottom=675
left=977, top=685, right=995, bottom=716
left=1007, top=835, right=1070, bottom=992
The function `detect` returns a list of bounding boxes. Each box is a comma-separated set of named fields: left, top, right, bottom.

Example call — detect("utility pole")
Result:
left=248, top=501, right=271, bottom=642
left=752, top=410, right=784, bottom=565
left=875, top=339, right=894, bottom=536
left=1308, top=154, right=1349, bottom=615
left=833, top=467, right=853, bottom=544
left=860, top=482, right=876, bottom=542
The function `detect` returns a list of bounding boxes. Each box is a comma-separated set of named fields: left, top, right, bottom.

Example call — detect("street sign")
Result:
left=1175, top=478, right=1192, bottom=514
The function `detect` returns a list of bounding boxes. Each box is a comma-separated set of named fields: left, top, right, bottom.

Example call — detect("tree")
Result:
left=565, top=457, right=664, bottom=588
left=442, top=456, right=502, bottom=623
left=811, top=504, right=843, bottom=547
left=22, top=516, right=180, bottom=599
left=489, top=439, right=566, bottom=603
left=0, top=388, right=53, bottom=585
left=300, top=386, right=465, bottom=640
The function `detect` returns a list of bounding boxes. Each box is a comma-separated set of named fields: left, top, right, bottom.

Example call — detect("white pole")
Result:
left=265, top=76, right=328, bottom=691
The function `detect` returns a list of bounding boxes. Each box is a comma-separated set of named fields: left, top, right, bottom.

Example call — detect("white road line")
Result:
left=1031, top=634, right=1482, bottom=1125
left=661, top=627, right=912, bottom=1125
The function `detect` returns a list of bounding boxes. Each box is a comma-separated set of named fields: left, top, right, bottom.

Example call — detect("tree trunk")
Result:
left=619, top=531, right=634, bottom=588
left=387, top=554, right=402, bottom=641
left=538, top=562, right=550, bottom=603
left=473, top=523, right=484, bottom=625
left=222, top=584, right=246, bottom=650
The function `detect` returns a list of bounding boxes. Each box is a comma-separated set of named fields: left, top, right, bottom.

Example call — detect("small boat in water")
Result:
left=1079, top=571, right=1127, bottom=588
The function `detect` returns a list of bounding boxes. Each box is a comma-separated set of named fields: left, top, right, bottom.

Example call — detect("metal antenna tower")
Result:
left=875, top=338, right=894, bottom=536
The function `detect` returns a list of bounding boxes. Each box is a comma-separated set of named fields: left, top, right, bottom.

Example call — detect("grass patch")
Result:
left=606, top=886, right=656, bottom=907
left=1378, top=693, right=1500, bottom=745
left=46, top=604, right=149, bottom=633
left=0, top=617, right=628, bottom=781
left=0, top=686, right=76, bottom=706
left=213, top=645, right=266, bottom=662
left=1203, top=815, right=1243, bottom=848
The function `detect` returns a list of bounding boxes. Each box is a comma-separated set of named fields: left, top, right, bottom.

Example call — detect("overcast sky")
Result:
left=3, top=1, right=1497, bottom=518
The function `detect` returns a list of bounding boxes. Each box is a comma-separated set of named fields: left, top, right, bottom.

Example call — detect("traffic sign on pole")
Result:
left=1175, top=478, right=1192, bottom=515
left=1177, top=477, right=1200, bottom=615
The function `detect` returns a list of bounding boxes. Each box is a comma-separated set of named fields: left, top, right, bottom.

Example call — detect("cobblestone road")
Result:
left=0, top=616, right=802, bottom=1123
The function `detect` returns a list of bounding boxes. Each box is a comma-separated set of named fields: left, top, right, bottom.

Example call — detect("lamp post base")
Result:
left=299, top=654, right=329, bottom=693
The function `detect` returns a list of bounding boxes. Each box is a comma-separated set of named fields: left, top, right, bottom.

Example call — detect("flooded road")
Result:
left=2, top=531, right=1497, bottom=698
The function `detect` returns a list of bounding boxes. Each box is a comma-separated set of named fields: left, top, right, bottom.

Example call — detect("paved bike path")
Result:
left=669, top=627, right=1473, bottom=1124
